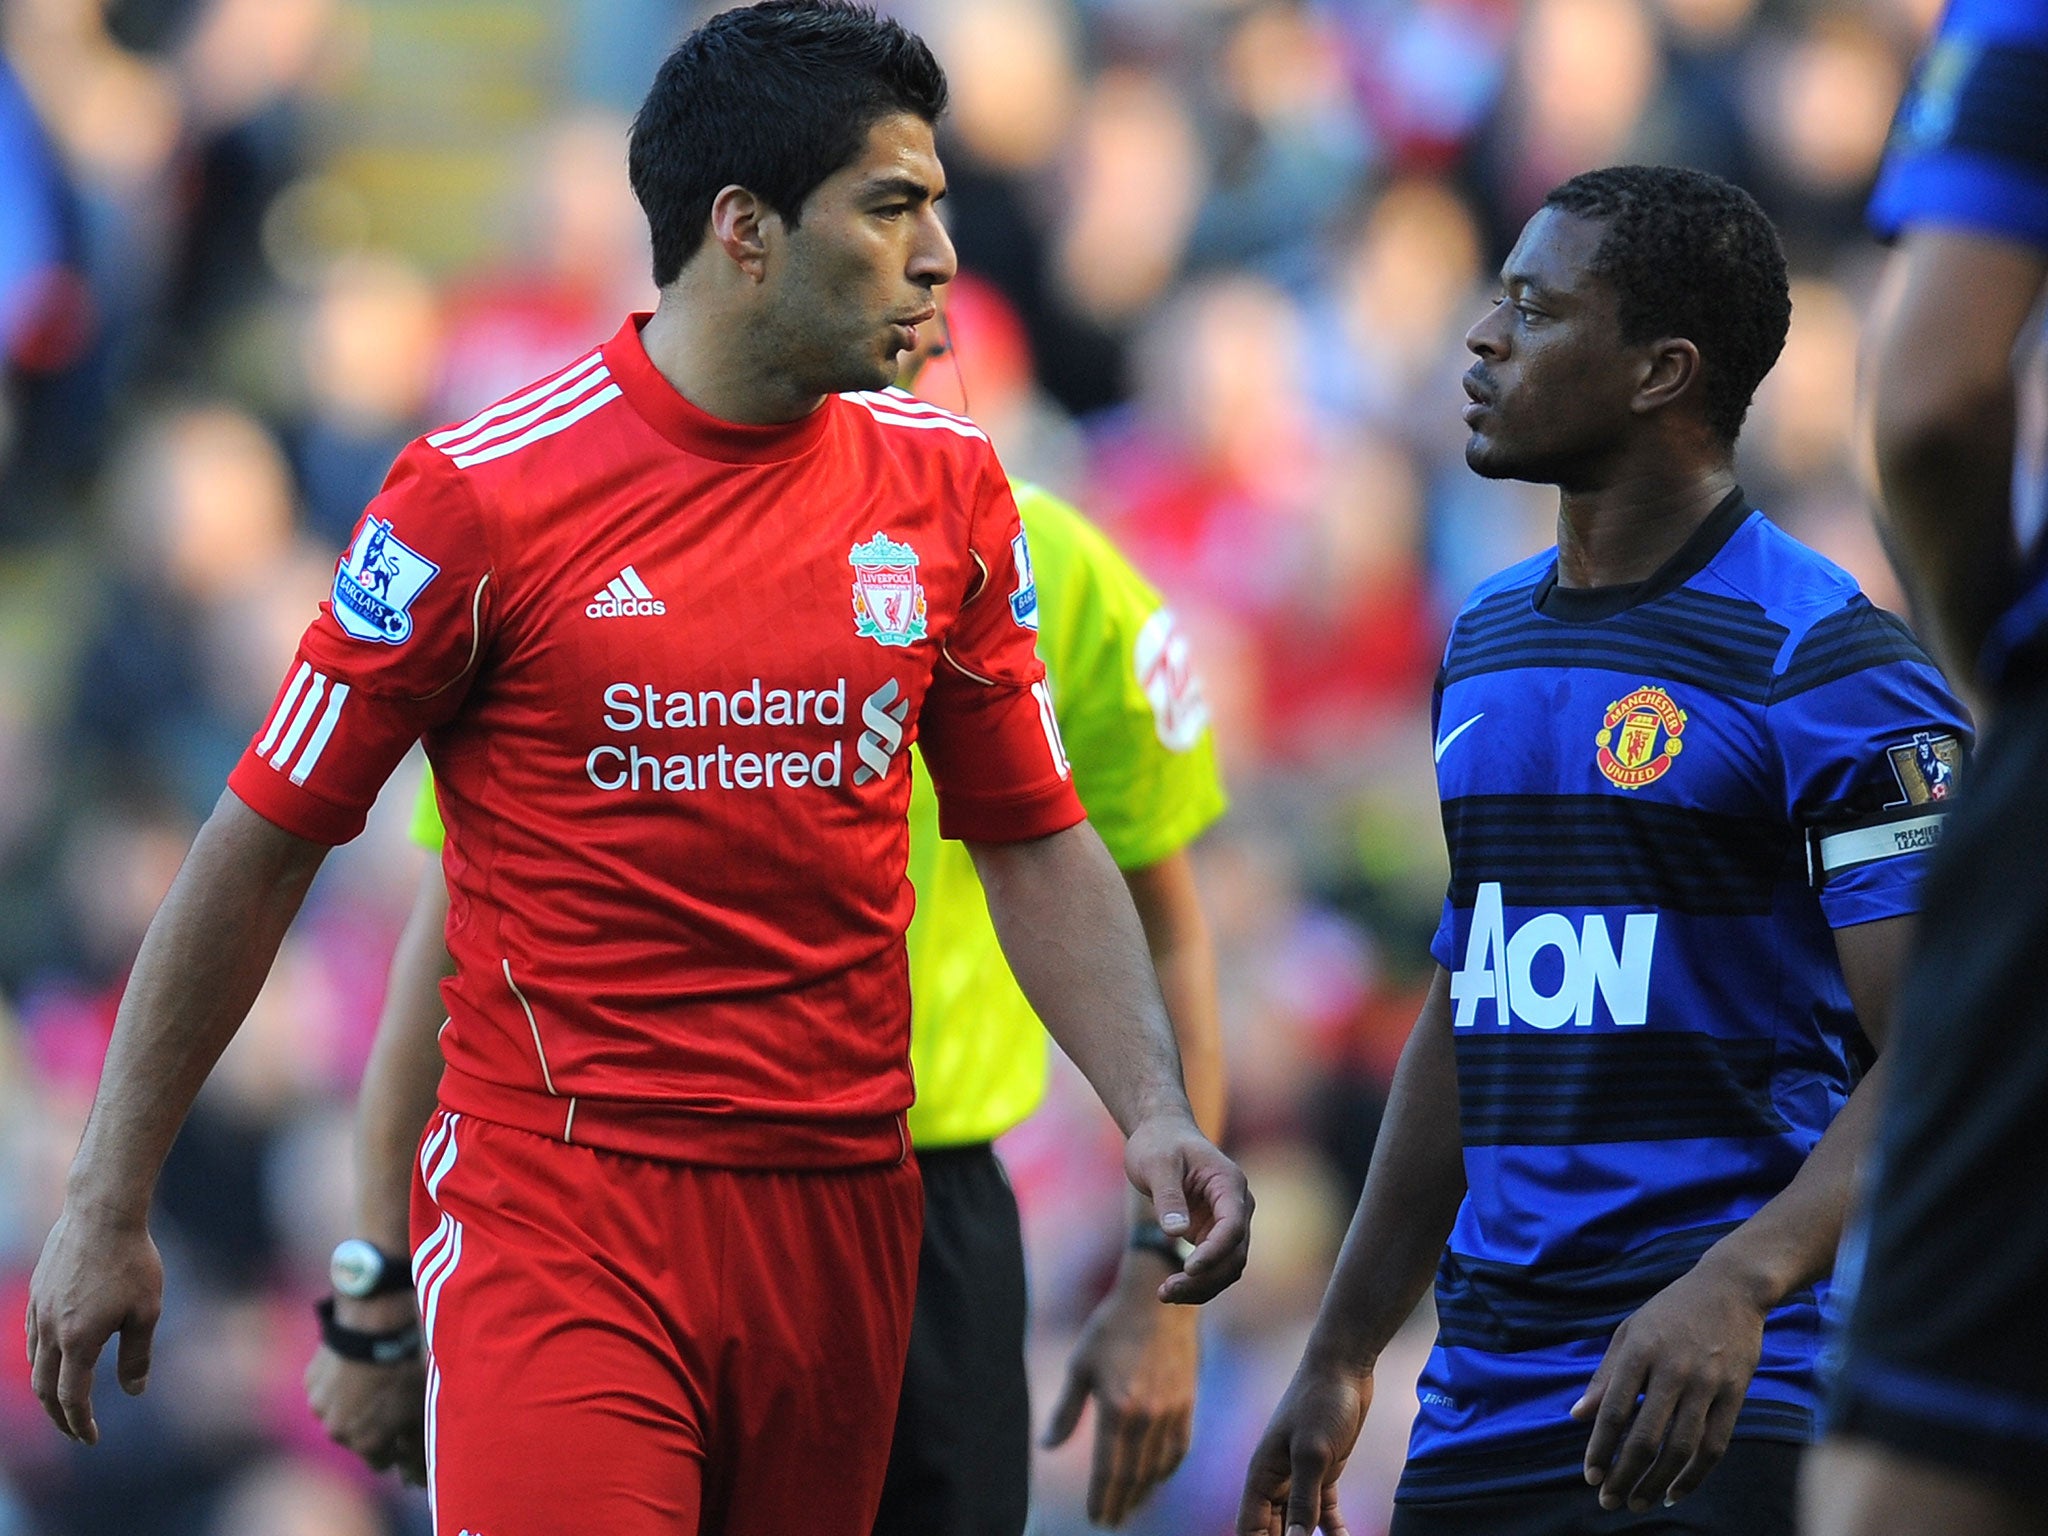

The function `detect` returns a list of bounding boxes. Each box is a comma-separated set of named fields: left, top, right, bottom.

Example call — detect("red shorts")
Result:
left=410, top=1109, right=922, bottom=1536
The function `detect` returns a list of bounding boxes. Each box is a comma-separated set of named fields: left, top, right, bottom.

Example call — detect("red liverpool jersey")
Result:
left=230, top=315, right=1083, bottom=1167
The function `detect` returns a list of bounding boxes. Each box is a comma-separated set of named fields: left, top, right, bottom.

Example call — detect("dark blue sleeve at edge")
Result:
left=1870, top=12, right=2048, bottom=245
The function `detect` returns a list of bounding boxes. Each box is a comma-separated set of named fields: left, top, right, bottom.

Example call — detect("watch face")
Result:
left=330, top=1239, right=386, bottom=1298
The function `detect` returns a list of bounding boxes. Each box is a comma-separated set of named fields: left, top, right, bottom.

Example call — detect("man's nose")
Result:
left=1466, top=302, right=1508, bottom=358
left=912, top=208, right=958, bottom=288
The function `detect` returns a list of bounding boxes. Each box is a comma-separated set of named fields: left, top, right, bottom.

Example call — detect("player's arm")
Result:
left=306, top=859, right=451, bottom=1484
left=1867, top=228, right=2048, bottom=703
left=968, top=826, right=1249, bottom=1304
left=27, top=790, right=329, bottom=1442
left=1576, top=913, right=1915, bottom=1514
left=29, top=441, right=491, bottom=1448
left=1238, top=969, right=1466, bottom=1536
left=1043, top=848, right=1223, bottom=1526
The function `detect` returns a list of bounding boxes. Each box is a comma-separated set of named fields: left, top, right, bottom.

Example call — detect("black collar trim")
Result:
left=1534, top=486, right=1752, bottom=622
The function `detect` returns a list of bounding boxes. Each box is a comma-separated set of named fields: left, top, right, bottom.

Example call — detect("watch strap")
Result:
left=316, top=1296, right=422, bottom=1365
left=364, top=1243, right=415, bottom=1298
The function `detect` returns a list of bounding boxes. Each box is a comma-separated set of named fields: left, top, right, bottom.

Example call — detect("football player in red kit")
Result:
left=24, top=6, right=1251, bottom=1534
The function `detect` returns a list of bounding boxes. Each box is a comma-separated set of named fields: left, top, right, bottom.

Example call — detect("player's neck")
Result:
left=1553, top=467, right=1739, bottom=590
left=637, top=296, right=827, bottom=427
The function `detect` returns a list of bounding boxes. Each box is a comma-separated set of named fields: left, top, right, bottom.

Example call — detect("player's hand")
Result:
left=1042, top=1253, right=1200, bottom=1527
left=305, top=1293, right=428, bottom=1485
left=306, top=1351, right=428, bottom=1483
left=25, top=1201, right=165, bottom=1443
left=1235, top=1360, right=1372, bottom=1536
left=1573, top=1252, right=1769, bottom=1512
left=1122, top=1114, right=1251, bottom=1303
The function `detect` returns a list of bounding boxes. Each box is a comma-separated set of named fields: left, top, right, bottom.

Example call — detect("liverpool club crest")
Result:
left=849, top=532, right=928, bottom=647
left=1596, top=685, right=1686, bottom=789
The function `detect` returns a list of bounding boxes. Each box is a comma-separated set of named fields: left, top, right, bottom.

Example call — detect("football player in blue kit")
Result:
left=1237, top=166, right=1970, bottom=1536
left=1808, top=4, right=2048, bottom=1533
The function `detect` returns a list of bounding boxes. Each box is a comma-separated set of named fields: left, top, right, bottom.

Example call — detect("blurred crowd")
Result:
left=0, top=0, right=1938, bottom=1532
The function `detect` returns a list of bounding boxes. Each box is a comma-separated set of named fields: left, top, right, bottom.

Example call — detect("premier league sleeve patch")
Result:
left=1886, top=730, right=1962, bottom=804
left=333, top=516, right=441, bottom=644
left=1804, top=729, right=1964, bottom=888
left=1008, top=529, right=1039, bottom=630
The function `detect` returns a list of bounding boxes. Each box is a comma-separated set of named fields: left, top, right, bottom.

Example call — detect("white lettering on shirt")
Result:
left=587, top=679, right=857, bottom=795
left=1449, top=881, right=1658, bottom=1030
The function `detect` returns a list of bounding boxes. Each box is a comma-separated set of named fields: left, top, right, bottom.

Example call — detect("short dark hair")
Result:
left=1543, top=166, right=1790, bottom=445
left=628, top=1, right=948, bottom=287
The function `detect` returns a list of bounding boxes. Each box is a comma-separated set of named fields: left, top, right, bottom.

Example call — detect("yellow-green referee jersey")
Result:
left=409, top=482, right=1227, bottom=1151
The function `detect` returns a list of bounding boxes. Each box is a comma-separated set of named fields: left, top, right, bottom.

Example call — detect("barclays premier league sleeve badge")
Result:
left=1007, top=529, right=1039, bottom=630
left=849, top=532, right=928, bottom=647
left=333, top=516, right=441, bottom=644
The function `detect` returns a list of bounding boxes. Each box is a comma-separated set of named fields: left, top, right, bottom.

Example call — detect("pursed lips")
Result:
left=889, top=308, right=937, bottom=349
left=1462, top=372, right=1496, bottom=423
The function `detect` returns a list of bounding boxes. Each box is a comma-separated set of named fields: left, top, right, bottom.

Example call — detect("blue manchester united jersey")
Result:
left=1868, top=0, right=2048, bottom=685
left=1399, top=493, right=1970, bottom=1502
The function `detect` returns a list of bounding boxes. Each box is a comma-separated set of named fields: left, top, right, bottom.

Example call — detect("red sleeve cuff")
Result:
left=935, top=778, right=1087, bottom=844
left=227, top=758, right=370, bottom=845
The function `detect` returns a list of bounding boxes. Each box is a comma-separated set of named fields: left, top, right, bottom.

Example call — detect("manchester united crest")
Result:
left=849, top=532, right=928, bottom=647
left=1596, top=686, right=1687, bottom=790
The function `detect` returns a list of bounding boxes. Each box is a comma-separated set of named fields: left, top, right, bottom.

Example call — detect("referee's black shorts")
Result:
left=1827, top=676, right=2048, bottom=1494
left=872, top=1142, right=1031, bottom=1536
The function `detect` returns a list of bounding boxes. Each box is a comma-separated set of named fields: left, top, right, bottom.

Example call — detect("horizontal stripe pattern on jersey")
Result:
left=1443, top=586, right=1790, bottom=700
left=1400, top=492, right=1970, bottom=1503
left=1433, top=1219, right=1814, bottom=1354
left=1453, top=1033, right=1786, bottom=1146
left=1442, top=795, right=1795, bottom=913
left=230, top=316, right=1083, bottom=1169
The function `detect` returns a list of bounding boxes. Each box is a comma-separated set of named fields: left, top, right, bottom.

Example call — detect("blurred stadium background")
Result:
left=0, top=0, right=1946, bottom=1531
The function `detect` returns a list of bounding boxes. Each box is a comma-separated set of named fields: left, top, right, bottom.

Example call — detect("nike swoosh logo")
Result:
left=1434, top=712, right=1485, bottom=764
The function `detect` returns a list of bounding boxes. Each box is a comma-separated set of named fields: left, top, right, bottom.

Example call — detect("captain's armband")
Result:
left=1804, top=807, right=1948, bottom=890
left=1803, top=727, right=1966, bottom=890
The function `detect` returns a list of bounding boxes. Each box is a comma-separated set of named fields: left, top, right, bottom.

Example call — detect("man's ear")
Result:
left=1631, top=337, right=1703, bottom=417
left=709, top=185, right=773, bottom=283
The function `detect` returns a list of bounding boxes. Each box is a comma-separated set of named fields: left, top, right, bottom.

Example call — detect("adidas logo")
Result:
left=587, top=565, right=666, bottom=618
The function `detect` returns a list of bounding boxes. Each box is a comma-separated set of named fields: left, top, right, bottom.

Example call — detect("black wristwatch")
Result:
left=316, top=1296, right=422, bottom=1364
left=1129, top=1220, right=1187, bottom=1272
left=329, top=1238, right=413, bottom=1300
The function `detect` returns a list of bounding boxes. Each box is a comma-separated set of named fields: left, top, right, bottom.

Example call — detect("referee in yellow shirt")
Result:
left=307, top=481, right=1230, bottom=1533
